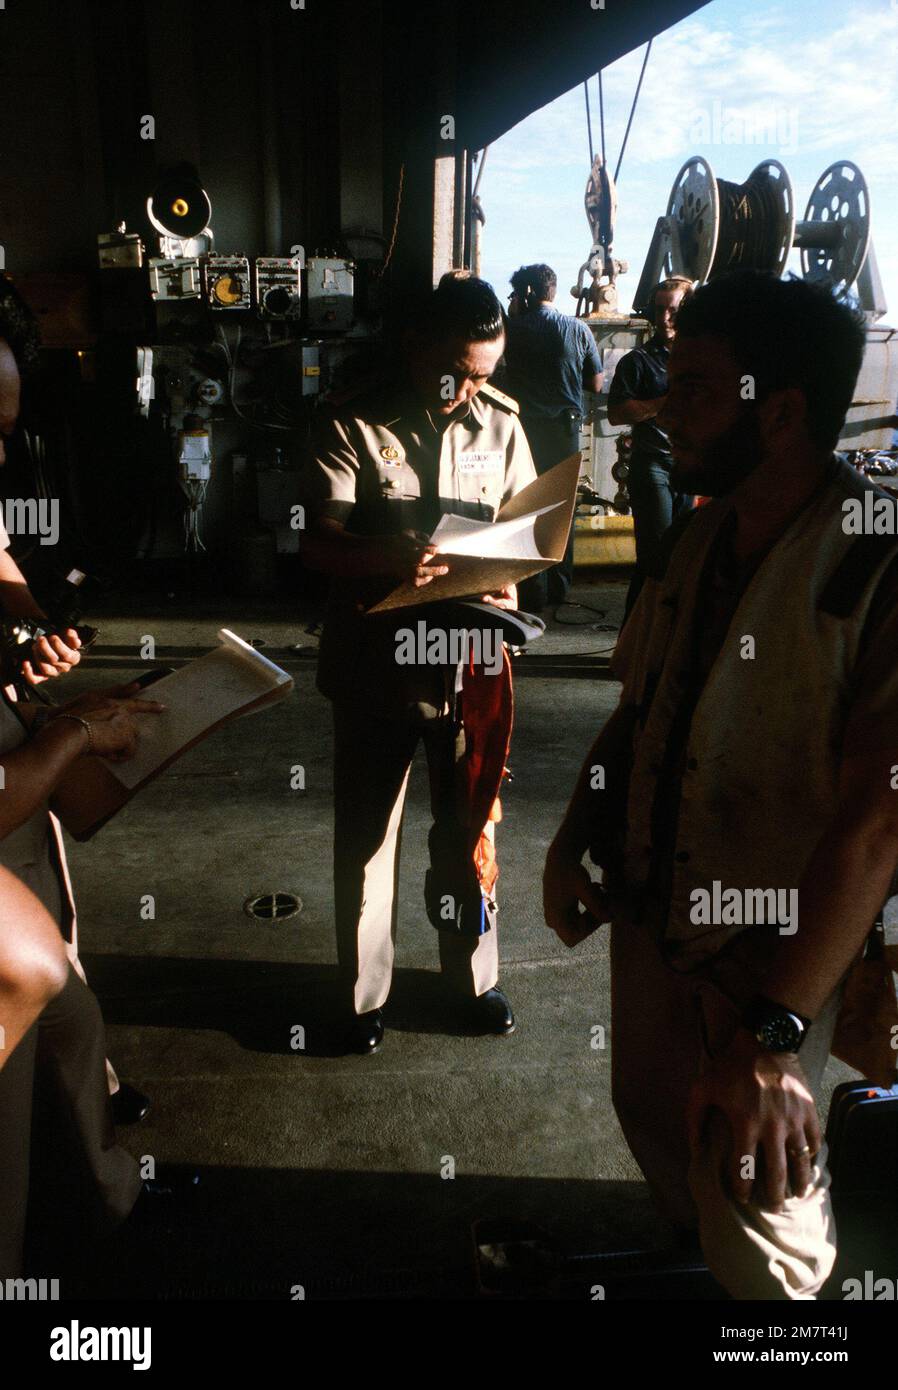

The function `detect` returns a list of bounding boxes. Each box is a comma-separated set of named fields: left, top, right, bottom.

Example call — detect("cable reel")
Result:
left=665, top=156, right=794, bottom=282
left=664, top=155, right=871, bottom=299
left=797, top=161, right=871, bottom=297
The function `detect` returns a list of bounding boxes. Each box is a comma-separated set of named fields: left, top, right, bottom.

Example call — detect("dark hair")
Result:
left=674, top=270, right=865, bottom=451
left=510, top=263, right=557, bottom=309
left=411, top=275, right=506, bottom=344
left=640, top=275, right=694, bottom=324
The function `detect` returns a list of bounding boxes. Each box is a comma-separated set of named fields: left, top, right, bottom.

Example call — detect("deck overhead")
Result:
left=452, top=0, right=713, bottom=149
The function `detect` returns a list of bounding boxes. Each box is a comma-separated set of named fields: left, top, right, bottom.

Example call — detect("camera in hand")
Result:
left=0, top=568, right=99, bottom=683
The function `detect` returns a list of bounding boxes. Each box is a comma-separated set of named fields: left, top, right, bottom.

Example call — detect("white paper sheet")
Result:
left=430, top=501, right=565, bottom=559
left=103, top=629, right=291, bottom=790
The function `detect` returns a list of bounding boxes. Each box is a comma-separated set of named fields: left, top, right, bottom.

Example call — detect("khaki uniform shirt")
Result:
left=302, top=376, right=537, bottom=716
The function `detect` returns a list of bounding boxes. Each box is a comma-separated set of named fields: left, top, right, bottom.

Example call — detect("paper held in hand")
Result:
left=367, top=453, right=581, bottom=612
left=52, top=629, right=293, bottom=841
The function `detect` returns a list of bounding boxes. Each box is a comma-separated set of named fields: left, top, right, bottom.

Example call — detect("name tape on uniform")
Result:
left=457, top=450, right=504, bottom=474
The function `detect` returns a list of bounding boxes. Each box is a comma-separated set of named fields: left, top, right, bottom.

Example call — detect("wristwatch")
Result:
left=741, top=995, right=812, bottom=1053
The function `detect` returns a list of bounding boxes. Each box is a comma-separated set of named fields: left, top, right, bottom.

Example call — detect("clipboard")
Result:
left=51, top=629, right=294, bottom=841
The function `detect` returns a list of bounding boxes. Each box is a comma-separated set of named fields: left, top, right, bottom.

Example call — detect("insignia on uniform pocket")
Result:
left=380, top=445, right=402, bottom=464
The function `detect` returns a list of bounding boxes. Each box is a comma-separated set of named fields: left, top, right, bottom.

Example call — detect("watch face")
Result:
left=759, top=1013, right=803, bottom=1052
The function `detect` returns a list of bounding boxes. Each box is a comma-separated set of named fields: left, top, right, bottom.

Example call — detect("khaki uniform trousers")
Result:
left=333, top=701, right=499, bottom=1015
left=0, top=964, right=142, bottom=1277
left=611, top=916, right=842, bottom=1300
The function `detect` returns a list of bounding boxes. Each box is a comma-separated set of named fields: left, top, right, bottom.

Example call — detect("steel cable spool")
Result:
left=666, top=156, right=794, bottom=282
left=715, top=162, right=794, bottom=276
left=797, top=161, right=871, bottom=297
left=665, top=155, right=871, bottom=300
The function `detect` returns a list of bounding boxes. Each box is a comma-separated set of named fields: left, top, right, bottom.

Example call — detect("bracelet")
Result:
left=55, top=713, right=93, bottom=754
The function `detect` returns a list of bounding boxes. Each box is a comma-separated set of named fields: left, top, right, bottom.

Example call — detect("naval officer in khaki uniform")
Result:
left=301, top=276, right=537, bottom=1053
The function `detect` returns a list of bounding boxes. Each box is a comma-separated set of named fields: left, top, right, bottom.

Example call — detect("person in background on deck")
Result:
left=503, top=263, right=603, bottom=612
left=608, top=275, right=695, bottom=620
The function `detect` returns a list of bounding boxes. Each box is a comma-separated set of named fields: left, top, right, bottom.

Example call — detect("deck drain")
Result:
left=243, top=892, right=303, bottom=921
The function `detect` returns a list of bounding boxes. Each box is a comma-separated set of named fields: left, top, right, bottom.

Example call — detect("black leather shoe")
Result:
left=123, top=1164, right=199, bottom=1225
left=346, top=1008, right=384, bottom=1055
left=466, top=987, right=515, bottom=1035
left=141, top=1166, right=201, bottom=1198
left=111, top=1082, right=151, bottom=1126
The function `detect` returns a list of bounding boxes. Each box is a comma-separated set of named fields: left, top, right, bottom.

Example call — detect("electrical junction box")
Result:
left=306, top=257, right=355, bottom=330
left=203, top=255, right=252, bottom=311
left=255, top=257, right=303, bottom=318
left=179, top=430, right=212, bottom=481
left=98, top=226, right=144, bottom=269
left=149, top=258, right=201, bottom=300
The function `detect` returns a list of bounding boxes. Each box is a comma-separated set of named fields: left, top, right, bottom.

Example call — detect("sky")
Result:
left=479, top=0, right=898, bottom=319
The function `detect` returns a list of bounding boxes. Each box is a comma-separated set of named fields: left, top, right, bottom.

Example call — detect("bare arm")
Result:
left=763, top=744, right=898, bottom=1017
left=550, top=701, right=633, bottom=854
left=0, top=548, right=45, bottom=620
left=686, top=743, right=898, bottom=1213
left=543, top=700, right=634, bottom=945
left=607, top=394, right=667, bottom=427
left=0, top=689, right=165, bottom=839
left=0, top=717, right=91, bottom=838
left=0, top=546, right=84, bottom=684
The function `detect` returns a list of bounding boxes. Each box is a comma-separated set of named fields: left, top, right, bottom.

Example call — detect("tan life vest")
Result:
left=617, top=458, right=898, bottom=967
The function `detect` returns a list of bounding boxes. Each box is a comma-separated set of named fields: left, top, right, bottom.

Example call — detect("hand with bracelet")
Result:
left=32, top=683, right=166, bottom=762
left=0, top=685, right=165, bottom=843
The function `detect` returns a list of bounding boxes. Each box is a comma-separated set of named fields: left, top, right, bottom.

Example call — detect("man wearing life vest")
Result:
left=545, top=269, right=898, bottom=1299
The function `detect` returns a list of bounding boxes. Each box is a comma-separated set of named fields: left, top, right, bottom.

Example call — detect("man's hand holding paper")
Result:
left=379, top=532, right=450, bottom=589
left=368, top=454, right=581, bottom=613
left=480, top=584, right=518, bottom=611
